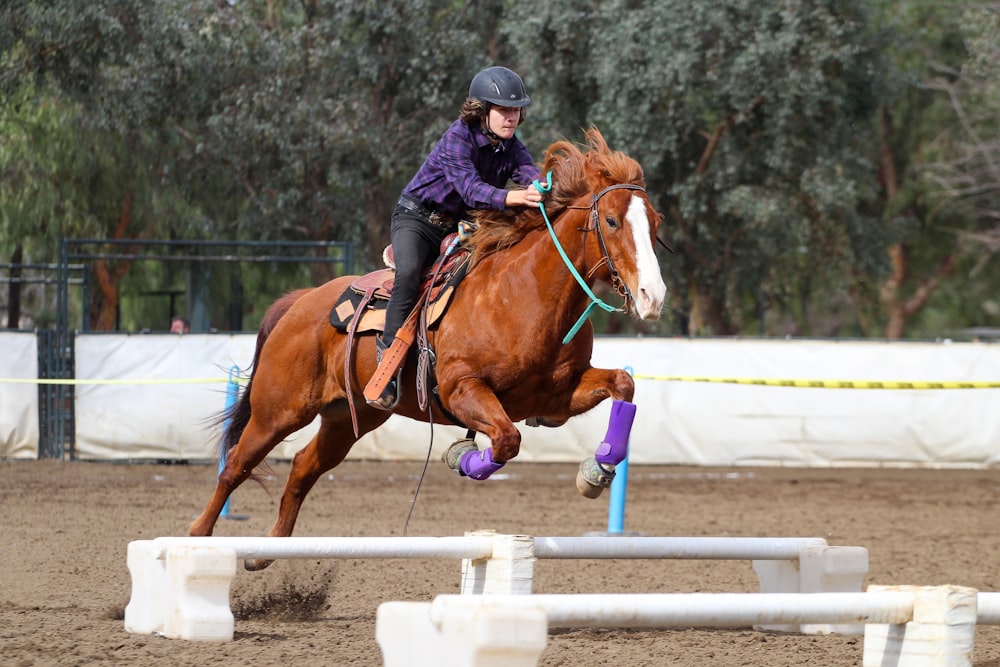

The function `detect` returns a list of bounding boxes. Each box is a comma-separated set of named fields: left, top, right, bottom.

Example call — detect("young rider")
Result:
left=369, top=66, right=545, bottom=410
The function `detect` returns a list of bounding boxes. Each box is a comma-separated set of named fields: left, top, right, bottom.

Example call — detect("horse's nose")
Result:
left=635, top=279, right=666, bottom=321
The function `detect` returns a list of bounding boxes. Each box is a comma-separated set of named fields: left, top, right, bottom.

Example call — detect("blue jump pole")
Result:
left=218, top=365, right=248, bottom=520
left=606, top=366, right=634, bottom=534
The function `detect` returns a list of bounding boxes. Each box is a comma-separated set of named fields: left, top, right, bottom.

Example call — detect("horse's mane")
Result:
left=467, top=127, right=645, bottom=265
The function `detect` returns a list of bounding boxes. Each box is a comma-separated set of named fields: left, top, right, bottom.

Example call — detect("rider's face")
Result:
left=486, top=106, right=520, bottom=140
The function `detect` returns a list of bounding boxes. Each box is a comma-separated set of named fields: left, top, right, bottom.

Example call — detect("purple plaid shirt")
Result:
left=403, top=119, right=541, bottom=222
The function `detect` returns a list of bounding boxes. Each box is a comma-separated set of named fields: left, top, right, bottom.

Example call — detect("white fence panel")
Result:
left=0, top=332, right=39, bottom=458
left=1, top=332, right=993, bottom=466
left=590, top=338, right=1000, bottom=467
left=74, top=334, right=255, bottom=460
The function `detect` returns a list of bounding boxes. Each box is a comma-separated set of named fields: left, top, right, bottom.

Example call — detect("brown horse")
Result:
left=190, top=128, right=667, bottom=565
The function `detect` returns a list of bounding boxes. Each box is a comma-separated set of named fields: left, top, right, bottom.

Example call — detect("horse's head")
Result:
left=543, top=128, right=667, bottom=322
left=468, top=128, right=667, bottom=322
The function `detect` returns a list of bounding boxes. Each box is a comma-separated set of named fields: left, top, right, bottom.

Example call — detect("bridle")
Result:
left=574, top=183, right=646, bottom=306
left=533, top=173, right=648, bottom=343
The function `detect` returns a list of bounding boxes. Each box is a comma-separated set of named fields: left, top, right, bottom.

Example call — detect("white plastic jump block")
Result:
left=863, top=585, right=978, bottom=667
left=377, top=601, right=547, bottom=667
left=124, top=541, right=236, bottom=642
left=460, top=532, right=536, bottom=595
left=377, top=586, right=980, bottom=667
left=753, top=543, right=870, bottom=634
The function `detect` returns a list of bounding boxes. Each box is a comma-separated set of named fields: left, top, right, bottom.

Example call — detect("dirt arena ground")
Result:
left=2, top=458, right=999, bottom=666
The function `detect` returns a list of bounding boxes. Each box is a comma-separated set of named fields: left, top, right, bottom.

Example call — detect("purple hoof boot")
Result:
left=594, top=400, right=637, bottom=466
left=459, top=447, right=505, bottom=481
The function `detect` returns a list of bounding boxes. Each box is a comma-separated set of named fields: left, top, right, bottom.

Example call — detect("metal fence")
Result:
left=4, top=238, right=353, bottom=459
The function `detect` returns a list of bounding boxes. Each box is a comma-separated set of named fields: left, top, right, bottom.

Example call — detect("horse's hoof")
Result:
left=576, top=471, right=605, bottom=498
left=244, top=558, right=274, bottom=571
left=442, top=438, right=478, bottom=472
left=576, top=456, right=615, bottom=499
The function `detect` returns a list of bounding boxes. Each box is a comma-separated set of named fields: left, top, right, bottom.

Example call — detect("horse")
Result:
left=189, top=128, right=667, bottom=568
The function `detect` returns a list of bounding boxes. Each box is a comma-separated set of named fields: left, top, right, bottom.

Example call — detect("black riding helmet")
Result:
left=468, top=66, right=531, bottom=108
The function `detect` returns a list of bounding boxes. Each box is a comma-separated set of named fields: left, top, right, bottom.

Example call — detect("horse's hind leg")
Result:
left=189, top=417, right=292, bottom=537
left=244, top=412, right=370, bottom=571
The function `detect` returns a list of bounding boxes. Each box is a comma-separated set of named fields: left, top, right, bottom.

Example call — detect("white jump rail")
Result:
left=124, top=532, right=869, bottom=641
left=147, top=535, right=498, bottom=560
left=142, top=534, right=829, bottom=560
left=378, top=586, right=998, bottom=667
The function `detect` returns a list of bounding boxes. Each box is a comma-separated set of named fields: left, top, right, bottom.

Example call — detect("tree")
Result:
left=1, top=0, right=507, bottom=329
left=87, top=0, right=509, bottom=268
left=861, top=0, right=1000, bottom=339
left=920, top=3, right=1000, bottom=302
left=506, top=0, right=889, bottom=336
left=4, top=0, right=995, bottom=337
left=864, top=0, right=964, bottom=338
left=0, top=80, right=161, bottom=328
left=1, top=1, right=203, bottom=328
left=0, top=78, right=62, bottom=328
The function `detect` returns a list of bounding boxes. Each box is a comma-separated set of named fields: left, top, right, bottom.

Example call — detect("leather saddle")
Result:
left=328, top=233, right=470, bottom=334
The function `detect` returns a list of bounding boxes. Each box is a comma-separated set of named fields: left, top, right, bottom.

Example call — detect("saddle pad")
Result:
left=328, top=258, right=469, bottom=334
left=329, top=287, right=387, bottom=332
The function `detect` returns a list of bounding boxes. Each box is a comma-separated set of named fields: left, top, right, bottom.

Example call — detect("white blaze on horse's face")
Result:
left=626, top=194, right=667, bottom=321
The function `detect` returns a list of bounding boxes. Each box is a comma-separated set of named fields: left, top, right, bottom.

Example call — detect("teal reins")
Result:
left=532, top=171, right=641, bottom=344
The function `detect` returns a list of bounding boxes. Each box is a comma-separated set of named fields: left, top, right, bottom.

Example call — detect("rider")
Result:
left=369, top=65, right=546, bottom=410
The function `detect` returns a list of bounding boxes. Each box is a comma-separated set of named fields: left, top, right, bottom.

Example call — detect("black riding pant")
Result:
left=382, top=205, right=452, bottom=344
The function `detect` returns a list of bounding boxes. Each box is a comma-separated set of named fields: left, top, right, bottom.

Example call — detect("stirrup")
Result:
left=368, top=336, right=401, bottom=410
left=365, top=330, right=413, bottom=409
left=369, top=379, right=398, bottom=411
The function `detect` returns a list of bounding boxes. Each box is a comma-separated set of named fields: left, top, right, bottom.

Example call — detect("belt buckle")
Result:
left=399, top=196, right=421, bottom=214
left=429, top=212, right=452, bottom=229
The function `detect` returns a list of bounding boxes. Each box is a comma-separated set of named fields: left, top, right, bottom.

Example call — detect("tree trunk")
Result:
left=687, top=283, right=733, bottom=336
left=876, top=106, right=955, bottom=339
left=88, top=195, right=136, bottom=331
left=877, top=106, right=907, bottom=339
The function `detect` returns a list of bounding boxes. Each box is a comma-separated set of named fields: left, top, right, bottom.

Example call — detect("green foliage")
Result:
left=861, top=1, right=999, bottom=338
left=1, top=0, right=998, bottom=337
left=507, top=0, right=889, bottom=335
left=53, top=0, right=507, bottom=256
left=0, top=82, right=73, bottom=253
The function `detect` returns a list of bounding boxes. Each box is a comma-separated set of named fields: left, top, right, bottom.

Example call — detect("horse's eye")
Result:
left=605, top=216, right=618, bottom=229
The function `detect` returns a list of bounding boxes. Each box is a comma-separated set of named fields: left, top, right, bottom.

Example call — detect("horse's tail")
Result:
left=217, top=288, right=314, bottom=464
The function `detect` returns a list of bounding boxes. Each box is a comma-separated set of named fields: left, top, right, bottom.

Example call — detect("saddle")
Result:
left=328, top=233, right=471, bottom=434
left=328, top=234, right=468, bottom=333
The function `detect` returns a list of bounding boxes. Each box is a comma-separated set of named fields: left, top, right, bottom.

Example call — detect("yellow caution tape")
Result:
left=632, top=375, right=1000, bottom=389
left=3, top=375, right=996, bottom=389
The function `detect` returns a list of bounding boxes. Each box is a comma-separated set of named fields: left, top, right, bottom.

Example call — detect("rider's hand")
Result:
left=505, top=187, right=544, bottom=208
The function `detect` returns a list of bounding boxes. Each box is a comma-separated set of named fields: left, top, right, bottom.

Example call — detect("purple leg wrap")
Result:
left=459, top=447, right=505, bottom=481
left=594, top=400, right=636, bottom=466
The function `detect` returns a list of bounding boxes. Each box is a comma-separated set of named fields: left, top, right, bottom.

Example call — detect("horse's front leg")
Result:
left=567, top=367, right=637, bottom=499
left=440, top=377, right=521, bottom=481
